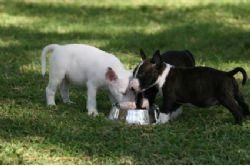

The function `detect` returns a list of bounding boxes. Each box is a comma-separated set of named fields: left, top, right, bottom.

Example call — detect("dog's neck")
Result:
left=157, top=63, right=173, bottom=89
left=140, top=63, right=172, bottom=92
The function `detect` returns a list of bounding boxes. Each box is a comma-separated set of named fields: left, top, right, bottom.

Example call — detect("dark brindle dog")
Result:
left=130, top=51, right=249, bottom=125
left=133, top=49, right=195, bottom=123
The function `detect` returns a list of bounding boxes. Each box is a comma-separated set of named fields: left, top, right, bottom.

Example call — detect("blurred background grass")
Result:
left=0, top=0, right=249, bottom=164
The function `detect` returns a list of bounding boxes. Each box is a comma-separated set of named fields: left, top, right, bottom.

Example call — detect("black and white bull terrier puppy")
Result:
left=133, top=49, right=195, bottom=123
left=130, top=51, right=249, bottom=125
left=41, top=44, right=135, bottom=116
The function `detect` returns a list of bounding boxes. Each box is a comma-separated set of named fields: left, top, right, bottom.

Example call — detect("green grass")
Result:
left=0, top=0, right=250, bottom=164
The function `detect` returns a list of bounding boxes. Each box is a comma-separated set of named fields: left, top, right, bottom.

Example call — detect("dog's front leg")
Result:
left=87, top=82, right=98, bottom=116
left=46, top=78, right=61, bottom=106
left=157, top=105, right=171, bottom=124
left=157, top=94, right=176, bottom=124
left=144, top=86, right=159, bottom=108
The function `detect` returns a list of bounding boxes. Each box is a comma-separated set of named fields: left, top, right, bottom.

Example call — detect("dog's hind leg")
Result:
left=46, top=70, right=65, bottom=106
left=219, top=95, right=244, bottom=125
left=231, top=79, right=250, bottom=116
left=170, top=104, right=183, bottom=120
left=235, top=92, right=250, bottom=117
left=59, top=78, right=73, bottom=104
left=46, top=79, right=61, bottom=106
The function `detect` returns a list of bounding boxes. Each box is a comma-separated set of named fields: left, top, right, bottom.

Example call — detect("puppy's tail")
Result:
left=41, top=44, right=58, bottom=76
left=227, top=67, right=248, bottom=85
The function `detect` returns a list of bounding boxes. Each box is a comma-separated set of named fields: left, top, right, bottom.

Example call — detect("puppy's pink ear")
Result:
left=105, top=67, right=118, bottom=82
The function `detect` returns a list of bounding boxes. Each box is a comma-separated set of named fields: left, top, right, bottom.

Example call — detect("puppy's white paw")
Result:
left=63, top=99, right=75, bottom=105
left=142, top=98, right=149, bottom=109
left=157, top=113, right=171, bottom=124
left=47, top=102, right=56, bottom=106
left=119, top=102, right=136, bottom=110
left=88, top=110, right=99, bottom=117
left=170, top=107, right=183, bottom=120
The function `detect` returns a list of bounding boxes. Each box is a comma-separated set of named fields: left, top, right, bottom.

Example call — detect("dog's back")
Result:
left=160, top=50, right=195, bottom=67
left=165, top=66, right=246, bottom=106
left=42, top=44, right=128, bottom=84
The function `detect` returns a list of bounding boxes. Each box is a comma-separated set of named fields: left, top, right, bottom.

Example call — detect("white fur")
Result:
left=130, top=63, right=172, bottom=93
left=157, top=112, right=171, bottom=124
left=170, top=107, right=183, bottom=120
left=142, top=98, right=149, bottom=109
left=129, top=79, right=140, bottom=92
left=118, top=96, right=149, bottom=110
left=155, top=107, right=183, bottom=124
left=119, top=101, right=136, bottom=110
left=41, top=44, right=134, bottom=116
left=156, top=63, right=172, bottom=89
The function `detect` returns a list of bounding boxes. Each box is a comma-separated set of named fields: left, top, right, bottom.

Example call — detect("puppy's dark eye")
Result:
left=122, top=92, right=127, bottom=95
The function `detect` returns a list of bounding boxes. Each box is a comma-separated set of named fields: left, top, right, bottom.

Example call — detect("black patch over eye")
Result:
left=137, top=66, right=145, bottom=77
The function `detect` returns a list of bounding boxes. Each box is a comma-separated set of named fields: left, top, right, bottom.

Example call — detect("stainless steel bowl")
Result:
left=125, top=109, right=150, bottom=125
left=109, top=103, right=160, bottom=125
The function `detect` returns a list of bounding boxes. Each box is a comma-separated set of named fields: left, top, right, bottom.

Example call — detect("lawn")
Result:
left=0, top=0, right=250, bottom=164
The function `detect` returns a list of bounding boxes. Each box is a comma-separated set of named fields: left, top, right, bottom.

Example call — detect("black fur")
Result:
left=133, top=53, right=249, bottom=125
left=134, top=49, right=196, bottom=123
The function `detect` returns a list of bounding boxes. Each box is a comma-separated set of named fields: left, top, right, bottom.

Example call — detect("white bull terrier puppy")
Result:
left=41, top=44, right=134, bottom=116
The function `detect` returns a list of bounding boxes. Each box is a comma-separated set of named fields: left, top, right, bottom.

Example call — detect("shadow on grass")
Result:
left=0, top=0, right=250, bottom=164
left=0, top=1, right=249, bottom=63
